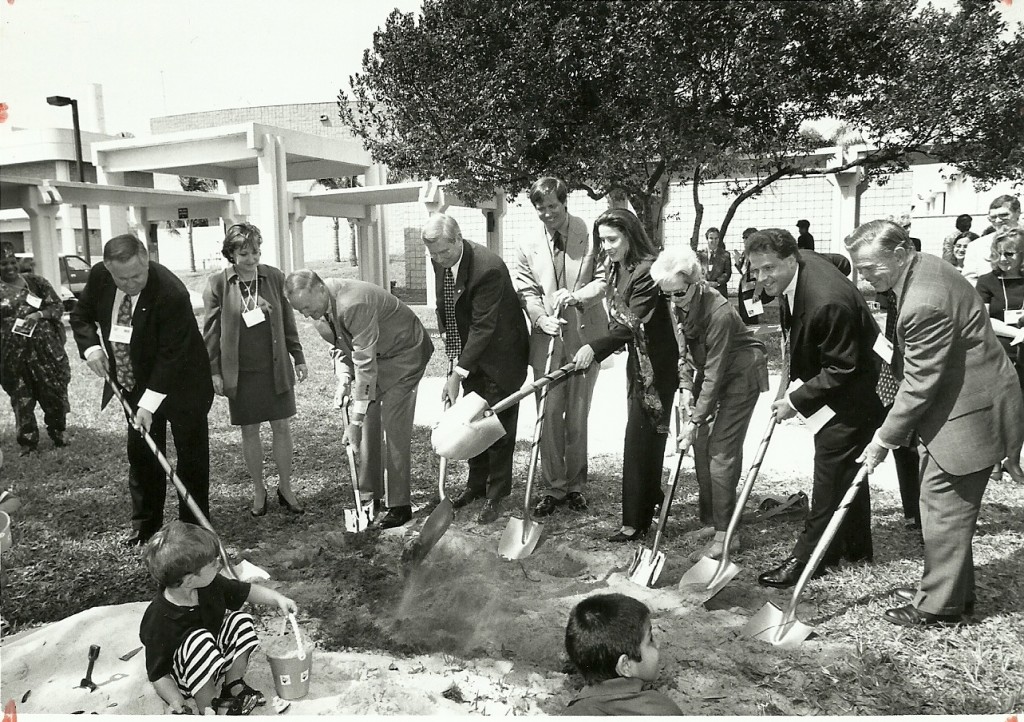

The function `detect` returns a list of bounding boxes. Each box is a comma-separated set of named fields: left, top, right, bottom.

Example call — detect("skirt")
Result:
left=228, top=366, right=296, bottom=426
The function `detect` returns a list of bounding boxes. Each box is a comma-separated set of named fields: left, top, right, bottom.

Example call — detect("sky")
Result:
left=1, top=0, right=1019, bottom=138
left=0, top=0, right=423, bottom=136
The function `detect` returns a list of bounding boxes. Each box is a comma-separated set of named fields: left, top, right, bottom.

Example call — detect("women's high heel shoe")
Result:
left=277, top=490, right=305, bottom=515
left=250, top=493, right=268, bottom=517
left=607, top=526, right=648, bottom=543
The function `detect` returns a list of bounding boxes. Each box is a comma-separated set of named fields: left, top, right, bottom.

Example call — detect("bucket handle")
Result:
left=279, top=613, right=306, bottom=661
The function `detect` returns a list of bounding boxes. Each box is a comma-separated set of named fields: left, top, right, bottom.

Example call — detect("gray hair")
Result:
left=284, top=269, right=325, bottom=296
left=103, top=234, right=148, bottom=264
left=421, top=213, right=462, bottom=243
left=844, top=220, right=913, bottom=254
left=650, top=246, right=702, bottom=285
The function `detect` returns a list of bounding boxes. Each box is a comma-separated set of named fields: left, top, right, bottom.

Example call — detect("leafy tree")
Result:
left=343, top=0, right=1023, bottom=246
left=168, top=176, right=218, bottom=273
left=314, top=177, right=360, bottom=265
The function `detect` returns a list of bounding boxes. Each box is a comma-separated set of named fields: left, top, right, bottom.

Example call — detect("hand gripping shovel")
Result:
left=740, top=464, right=871, bottom=649
left=431, top=361, right=579, bottom=459
left=103, top=372, right=262, bottom=581
left=341, top=398, right=373, bottom=533
left=627, top=440, right=685, bottom=587
left=498, top=333, right=559, bottom=560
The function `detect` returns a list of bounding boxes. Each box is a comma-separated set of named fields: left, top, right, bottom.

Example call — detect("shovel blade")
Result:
left=344, top=502, right=374, bottom=533
left=431, top=393, right=506, bottom=459
left=407, top=499, right=454, bottom=564
left=232, top=559, right=271, bottom=582
left=678, top=557, right=740, bottom=600
left=627, top=548, right=665, bottom=588
left=498, top=517, right=543, bottom=560
left=741, top=602, right=815, bottom=649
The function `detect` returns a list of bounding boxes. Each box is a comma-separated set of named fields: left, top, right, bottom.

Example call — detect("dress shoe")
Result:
left=250, top=493, right=268, bottom=517
left=477, top=500, right=501, bottom=524
left=379, top=505, right=413, bottom=529
left=608, top=526, right=648, bottom=543
left=565, top=491, right=588, bottom=511
left=452, top=488, right=484, bottom=509
left=883, top=604, right=962, bottom=628
left=892, top=588, right=974, bottom=615
left=989, top=462, right=1003, bottom=482
left=19, top=444, right=36, bottom=457
left=122, top=533, right=152, bottom=548
left=533, top=495, right=561, bottom=517
left=277, top=490, right=305, bottom=515
left=49, top=432, right=66, bottom=448
left=757, top=557, right=826, bottom=588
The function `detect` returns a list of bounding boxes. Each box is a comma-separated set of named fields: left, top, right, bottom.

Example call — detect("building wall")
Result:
left=150, top=103, right=355, bottom=139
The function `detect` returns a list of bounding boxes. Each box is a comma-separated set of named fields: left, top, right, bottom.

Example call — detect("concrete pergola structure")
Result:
left=0, top=175, right=241, bottom=291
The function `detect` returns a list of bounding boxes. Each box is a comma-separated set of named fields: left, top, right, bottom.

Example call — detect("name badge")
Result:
left=873, top=334, right=894, bottom=364
left=242, top=308, right=265, bottom=328
left=110, top=324, right=133, bottom=344
left=744, top=298, right=764, bottom=315
left=25, top=293, right=42, bottom=309
left=12, top=318, right=36, bottom=337
left=1005, top=309, right=1024, bottom=326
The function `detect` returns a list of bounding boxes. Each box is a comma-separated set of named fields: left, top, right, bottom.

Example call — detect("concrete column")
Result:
left=289, top=205, right=307, bottom=272
left=826, top=167, right=864, bottom=259
left=358, top=164, right=389, bottom=288
left=127, top=206, right=159, bottom=262
left=255, top=133, right=289, bottom=270
left=23, top=189, right=62, bottom=290
left=96, top=167, right=129, bottom=258
left=485, top=190, right=506, bottom=256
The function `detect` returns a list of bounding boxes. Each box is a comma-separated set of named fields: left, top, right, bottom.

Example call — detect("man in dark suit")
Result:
left=849, top=220, right=1024, bottom=627
left=745, top=229, right=884, bottom=587
left=423, top=213, right=529, bottom=524
left=71, top=234, right=214, bottom=546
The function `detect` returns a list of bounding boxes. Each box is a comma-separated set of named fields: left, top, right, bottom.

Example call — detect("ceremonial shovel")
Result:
left=627, top=434, right=685, bottom=587
left=740, top=464, right=871, bottom=649
left=341, top=398, right=373, bottom=533
left=431, top=361, right=579, bottom=459
left=498, top=334, right=558, bottom=560
left=104, top=372, right=265, bottom=581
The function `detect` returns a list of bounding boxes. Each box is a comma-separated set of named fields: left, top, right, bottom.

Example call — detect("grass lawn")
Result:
left=1, top=262, right=1022, bottom=714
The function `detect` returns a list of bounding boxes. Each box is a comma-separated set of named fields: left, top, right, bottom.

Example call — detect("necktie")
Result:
left=552, top=231, right=565, bottom=289
left=779, top=294, right=792, bottom=382
left=876, top=290, right=900, bottom=407
left=114, top=294, right=136, bottom=391
left=443, top=267, right=462, bottom=360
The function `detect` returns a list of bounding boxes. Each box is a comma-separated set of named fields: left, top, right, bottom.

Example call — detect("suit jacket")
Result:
left=697, top=248, right=732, bottom=299
left=433, top=240, right=529, bottom=395
left=785, top=251, right=882, bottom=422
left=514, top=213, right=608, bottom=363
left=314, top=278, right=433, bottom=402
left=880, top=252, right=1023, bottom=474
left=70, top=261, right=213, bottom=413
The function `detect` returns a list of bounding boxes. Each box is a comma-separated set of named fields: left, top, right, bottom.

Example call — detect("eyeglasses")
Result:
left=661, top=287, right=691, bottom=300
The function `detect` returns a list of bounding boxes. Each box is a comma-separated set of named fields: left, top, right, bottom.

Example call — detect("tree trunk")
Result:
left=332, top=218, right=341, bottom=262
left=187, top=223, right=197, bottom=273
left=348, top=221, right=358, bottom=266
left=629, top=173, right=670, bottom=250
left=690, top=166, right=705, bottom=251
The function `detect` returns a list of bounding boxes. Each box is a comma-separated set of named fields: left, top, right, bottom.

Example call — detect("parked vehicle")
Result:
left=15, top=253, right=92, bottom=312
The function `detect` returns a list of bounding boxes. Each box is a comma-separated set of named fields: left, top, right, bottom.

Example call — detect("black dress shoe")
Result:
left=757, top=557, right=826, bottom=588
left=379, top=505, right=413, bottom=529
left=277, top=490, right=305, bottom=514
left=607, top=527, right=648, bottom=543
left=883, top=604, right=962, bottom=627
left=477, top=500, right=501, bottom=524
left=565, top=491, right=588, bottom=511
left=533, top=495, right=560, bottom=517
left=451, top=488, right=484, bottom=509
left=19, top=445, right=37, bottom=457
left=893, top=588, right=974, bottom=615
left=122, top=533, right=152, bottom=548
left=250, top=494, right=268, bottom=517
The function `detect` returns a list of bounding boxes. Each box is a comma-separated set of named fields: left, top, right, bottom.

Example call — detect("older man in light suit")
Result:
left=849, top=220, right=1024, bottom=628
left=514, top=177, right=608, bottom=517
left=285, top=270, right=433, bottom=529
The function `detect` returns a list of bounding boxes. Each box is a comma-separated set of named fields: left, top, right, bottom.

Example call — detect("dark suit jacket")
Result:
left=697, top=248, right=732, bottom=299
left=433, top=240, right=529, bottom=395
left=785, top=251, right=882, bottom=422
left=71, top=261, right=214, bottom=414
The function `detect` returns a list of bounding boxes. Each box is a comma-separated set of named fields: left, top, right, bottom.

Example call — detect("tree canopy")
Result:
left=342, top=0, right=1024, bottom=244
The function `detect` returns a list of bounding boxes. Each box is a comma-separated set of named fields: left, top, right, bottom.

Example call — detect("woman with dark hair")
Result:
left=697, top=227, right=732, bottom=301
left=572, top=209, right=678, bottom=541
left=202, top=223, right=308, bottom=516
left=0, top=248, right=71, bottom=454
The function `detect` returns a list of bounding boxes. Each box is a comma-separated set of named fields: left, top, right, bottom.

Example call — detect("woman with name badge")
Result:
left=976, top=227, right=1024, bottom=396
left=0, top=247, right=71, bottom=455
left=202, top=224, right=308, bottom=517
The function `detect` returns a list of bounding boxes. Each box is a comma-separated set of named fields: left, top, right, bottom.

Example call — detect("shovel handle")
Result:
left=522, top=334, right=560, bottom=526
left=340, top=399, right=362, bottom=505
left=490, top=361, right=578, bottom=416
left=438, top=358, right=455, bottom=501
left=102, top=372, right=239, bottom=581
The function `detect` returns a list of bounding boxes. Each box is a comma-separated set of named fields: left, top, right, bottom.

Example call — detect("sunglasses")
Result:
left=661, top=286, right=691, bottom=300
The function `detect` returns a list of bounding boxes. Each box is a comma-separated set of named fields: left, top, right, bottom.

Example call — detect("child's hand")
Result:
left=277, top=594, right=298, bottom=616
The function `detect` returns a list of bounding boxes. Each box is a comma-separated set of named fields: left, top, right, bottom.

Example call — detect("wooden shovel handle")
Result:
left=490, top=361, right=579, bottom=415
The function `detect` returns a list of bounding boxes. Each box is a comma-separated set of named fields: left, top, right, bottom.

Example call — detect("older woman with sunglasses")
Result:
left=572, top=209, right=678, bottom=542
left=203, top=223, right=308, bottom=516
left=650, top=246, right=768, bottom=561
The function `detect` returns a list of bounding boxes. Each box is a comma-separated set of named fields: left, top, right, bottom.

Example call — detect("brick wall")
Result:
left=150, top=102, right=357, bottom=139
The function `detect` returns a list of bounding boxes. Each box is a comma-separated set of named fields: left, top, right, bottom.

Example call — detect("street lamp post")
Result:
left=46, top=95, right=92, bottom=260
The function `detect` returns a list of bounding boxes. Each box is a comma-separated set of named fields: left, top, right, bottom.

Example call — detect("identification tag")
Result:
left=1005, top=309, right=1024, bottom=326
left=25, top=293, right=42, bottom=309
left=744, top=298, right=764, bottom=315
left=873, top=334, right=894, bottom=364
left=242, top=308, right=265, bottom=328
left=12, top=318, right=36, bottom=337
left=110, top=324, right=133, bottom=344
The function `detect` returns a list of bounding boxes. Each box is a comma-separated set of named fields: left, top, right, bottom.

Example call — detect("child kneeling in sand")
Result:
left=563, top=593, right=682, bottom=715
left=140, top=521, right=296, bottom=715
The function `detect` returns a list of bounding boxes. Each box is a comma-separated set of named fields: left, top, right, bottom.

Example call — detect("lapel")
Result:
left=130, top=263, right=159, bottom=341
left=326, top=282, right=353, bottom=351
left=453, top=241, right=471, bottom=308
left=789, top=260, right=809, bottom=352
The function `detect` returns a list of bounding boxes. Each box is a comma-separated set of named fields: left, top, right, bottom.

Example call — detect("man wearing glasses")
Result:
left=962, top=195, right=1020, bottom=284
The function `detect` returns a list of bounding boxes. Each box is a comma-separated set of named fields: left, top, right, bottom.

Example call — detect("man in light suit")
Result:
left=745, top=229, right=885, bottom=588
left=71, top=234, right=214, bottom=547
left=423, top=213, right=530, bottom=524
left=514, top=177, right=607, bottom=516
left=849, top=220, right=1024, bottom=627
left=285, top=270, right=433, bottom=529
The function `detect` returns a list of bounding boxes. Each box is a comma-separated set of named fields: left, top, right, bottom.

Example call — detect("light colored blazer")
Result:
left=314, top=278, right=432, bottom=404
left=880, top=252, right=1023, bottom=474
left=514, top=213, right=608, bottom=363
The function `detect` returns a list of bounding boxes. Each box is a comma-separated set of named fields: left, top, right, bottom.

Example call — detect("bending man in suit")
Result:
left=285, top=270, right=433, bottom=529
left=745, top=229, right=884, bottom=588
left=70, top=234, right=214, bottom=547
left=423, top=213, right=530, bottom=525
left=514, top=177, right=607, bottom=517
left=849, top=220, right=1024, bottom=627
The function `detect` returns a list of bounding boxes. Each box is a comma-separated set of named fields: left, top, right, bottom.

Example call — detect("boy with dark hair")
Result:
left=563, top=593, right=682, bottom=715
left=140, top=521, right=297, bottom=715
